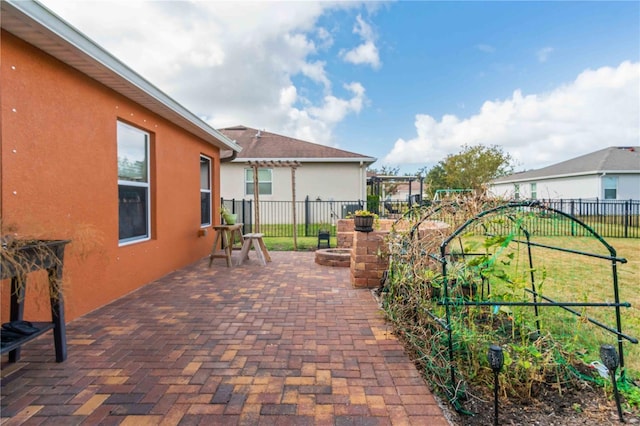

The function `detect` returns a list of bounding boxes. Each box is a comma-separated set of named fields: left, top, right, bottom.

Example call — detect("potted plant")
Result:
left=220, top=204, right=237, bottom=225
left=352, top=210, right=378, bottom=232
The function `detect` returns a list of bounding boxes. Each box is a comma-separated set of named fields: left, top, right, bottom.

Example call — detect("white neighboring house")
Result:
left=490, top=146, right=640, bottom=200
left=219, top=126, right=376, bottom=203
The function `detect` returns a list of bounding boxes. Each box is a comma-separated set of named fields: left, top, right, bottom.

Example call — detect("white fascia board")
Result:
left=494, top=169, right=640, bottom=185
left=3, top=0, right=241, bottom=153
left=233, top=157, right=377, bottom=164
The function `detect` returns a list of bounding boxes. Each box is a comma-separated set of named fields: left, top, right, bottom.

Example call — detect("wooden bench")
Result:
left=238, top=233, right=271, bottom=266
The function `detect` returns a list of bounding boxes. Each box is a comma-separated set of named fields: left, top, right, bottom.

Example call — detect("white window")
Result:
left=200, top=156, right=212, bottom=226
left=513, top=183, right=520, bottom=200
left=603, top=176, right=617, bottom=200
left=245, top=168, right=272, bottom=196
left=117, top=121, right=150, bottom=244
left=530, top=183, right=537, bottom=199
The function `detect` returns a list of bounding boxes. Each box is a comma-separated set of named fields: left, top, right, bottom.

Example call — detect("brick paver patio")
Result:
left=1, top=251, right=450, bottom=425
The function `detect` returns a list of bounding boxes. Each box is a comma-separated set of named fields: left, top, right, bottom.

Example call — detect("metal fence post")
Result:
left=570, top=200, right=575, bottom=236
left=304, top=195, right=311, bottom=237
left=624, top=200, right=630, bottom=238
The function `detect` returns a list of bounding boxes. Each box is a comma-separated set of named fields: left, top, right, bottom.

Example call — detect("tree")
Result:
left=426, top=144, right=513, bottom=194
left=425, top=164, right=446, bottom=198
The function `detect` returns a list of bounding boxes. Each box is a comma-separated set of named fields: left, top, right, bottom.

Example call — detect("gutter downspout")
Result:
left=220, top=139, right=239, bottom=163
left=220, top=150, right=237, bottom=163
left=359, top=161, right=364, bottom=200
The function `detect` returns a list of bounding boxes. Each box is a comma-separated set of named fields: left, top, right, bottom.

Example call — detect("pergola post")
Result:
left=252, top=164, right=260, bottom=233
left=291, top=165, right=298, bottom=251
left=248, top=160, right=301, bottom=245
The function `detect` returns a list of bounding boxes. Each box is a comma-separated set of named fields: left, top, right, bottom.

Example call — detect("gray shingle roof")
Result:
left=218, top=126, right=376, bottom=163
left=493, top=146, right=640, bottom=183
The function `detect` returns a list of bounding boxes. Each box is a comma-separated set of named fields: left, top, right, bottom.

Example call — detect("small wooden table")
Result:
left=208, top=223, right=243, bottom=267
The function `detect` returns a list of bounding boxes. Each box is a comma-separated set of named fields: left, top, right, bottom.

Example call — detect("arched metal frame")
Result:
left=396, top=200, right=637, bottom=396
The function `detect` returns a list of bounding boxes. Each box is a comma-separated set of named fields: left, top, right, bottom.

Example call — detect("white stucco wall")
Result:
left=220, top=162, right=367, bottom=201
left=618, top=174, right=640, bottom=199
left=490, top=174, right=640, bottom=200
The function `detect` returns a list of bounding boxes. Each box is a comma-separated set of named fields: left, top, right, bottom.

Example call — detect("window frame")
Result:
left=200, top=155, right=212, bottom=227
left=603, top=176, right=618, bottom=200
left=245, top=167, right=273, bottom=196
left=117, top=121, right=151, bottom=246
left=530, top=182, right=537, bottom=200
left=513, top=183, right=520, bottom=200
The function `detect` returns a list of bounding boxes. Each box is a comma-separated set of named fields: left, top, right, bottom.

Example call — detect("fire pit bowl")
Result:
left=315, top=248, right=351, bottom=267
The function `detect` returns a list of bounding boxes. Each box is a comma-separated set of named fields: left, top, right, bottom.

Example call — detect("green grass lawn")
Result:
left=533, top=237, right=640, bottom=376
left=262, top=236, right=336, bottom=251
left=455, top=235, right=640, bottom=377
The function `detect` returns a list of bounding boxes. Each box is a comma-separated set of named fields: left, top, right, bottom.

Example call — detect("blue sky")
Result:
left=42, top=0, right=639, bottom=174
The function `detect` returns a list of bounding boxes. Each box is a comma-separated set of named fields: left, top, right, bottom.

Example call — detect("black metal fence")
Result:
left=221, top=197, right=366, bottom=237
left=539, top=198, right=640, bottom=238
left=221, top=197, right=640, bottom=239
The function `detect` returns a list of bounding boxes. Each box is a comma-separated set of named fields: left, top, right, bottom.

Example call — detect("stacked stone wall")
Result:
left=349, top=230, right=389, bottom=289
left=338, top=218, right=449, bottom=289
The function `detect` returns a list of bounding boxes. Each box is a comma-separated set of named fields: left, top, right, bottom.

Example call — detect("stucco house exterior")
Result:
left=1, top=0, right=241, bottom=322
left=218, top=126, right=376, bottom=203
left=490, top=147, right=640, bottom=200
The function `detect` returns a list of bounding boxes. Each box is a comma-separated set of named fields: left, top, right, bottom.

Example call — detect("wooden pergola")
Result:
left=247, top=160, right=301, bottom=250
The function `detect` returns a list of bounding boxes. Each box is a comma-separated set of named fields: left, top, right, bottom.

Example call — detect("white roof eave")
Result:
left=492, top=169, right=640, bottom=185
left=231, top=157, right=377, bottom=164
left=1, top=0, right=241, bottom=153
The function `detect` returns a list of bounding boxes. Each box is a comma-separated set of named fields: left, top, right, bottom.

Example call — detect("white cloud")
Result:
left=383, top=61, right=640, bottom=170
left=537, top=47, right=554, bottom=63
left=280, top=82, right=366, bottom=145
left=40, top=0, right=368, bottom=146
left=340, top=14, right=381, bottom=69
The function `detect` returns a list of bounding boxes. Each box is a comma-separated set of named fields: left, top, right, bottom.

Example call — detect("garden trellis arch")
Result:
left=403, top=200, right=638, bottom=397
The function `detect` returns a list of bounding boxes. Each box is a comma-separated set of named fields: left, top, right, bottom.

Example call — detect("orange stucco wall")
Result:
left=1, top=31, right=223, bottom=322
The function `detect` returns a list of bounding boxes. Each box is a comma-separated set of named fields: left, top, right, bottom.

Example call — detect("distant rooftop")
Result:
left=493, top=146, right=640, bottom=183
left=219, top=126, right=376, bottom=164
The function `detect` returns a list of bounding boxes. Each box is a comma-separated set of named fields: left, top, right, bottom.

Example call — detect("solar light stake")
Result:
left=600, top=344, right=624, bottom=423
left=488, top=345, right=504, bottom=426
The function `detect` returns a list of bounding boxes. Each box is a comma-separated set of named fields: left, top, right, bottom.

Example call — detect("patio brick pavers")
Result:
left=1, top=251, right=450, bottom=425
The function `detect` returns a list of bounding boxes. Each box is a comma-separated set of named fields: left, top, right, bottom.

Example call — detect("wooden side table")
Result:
left=208, top=224, right=243, bottom=267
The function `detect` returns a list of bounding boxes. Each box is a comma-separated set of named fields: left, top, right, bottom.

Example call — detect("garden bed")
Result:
left=381, top=199, right=640, bottom=423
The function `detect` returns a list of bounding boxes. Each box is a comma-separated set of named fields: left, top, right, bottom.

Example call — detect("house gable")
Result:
left=218, top=126, right=376, bottom=201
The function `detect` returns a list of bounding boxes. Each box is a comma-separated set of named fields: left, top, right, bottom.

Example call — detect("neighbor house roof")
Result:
left=218, top=126, right=376, bottom=164
left=1, top=0, right=240, bottom=153
left=493, top=146, right=640, bottom=184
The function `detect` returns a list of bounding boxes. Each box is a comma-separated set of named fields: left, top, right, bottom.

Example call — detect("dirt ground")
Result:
left=436, top=376, right=640, bottom=425
left=370, top=290, right=640, bottom=425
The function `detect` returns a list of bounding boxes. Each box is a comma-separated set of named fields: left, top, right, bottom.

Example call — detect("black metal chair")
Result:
left=317, top=231, right=330, bottom=249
